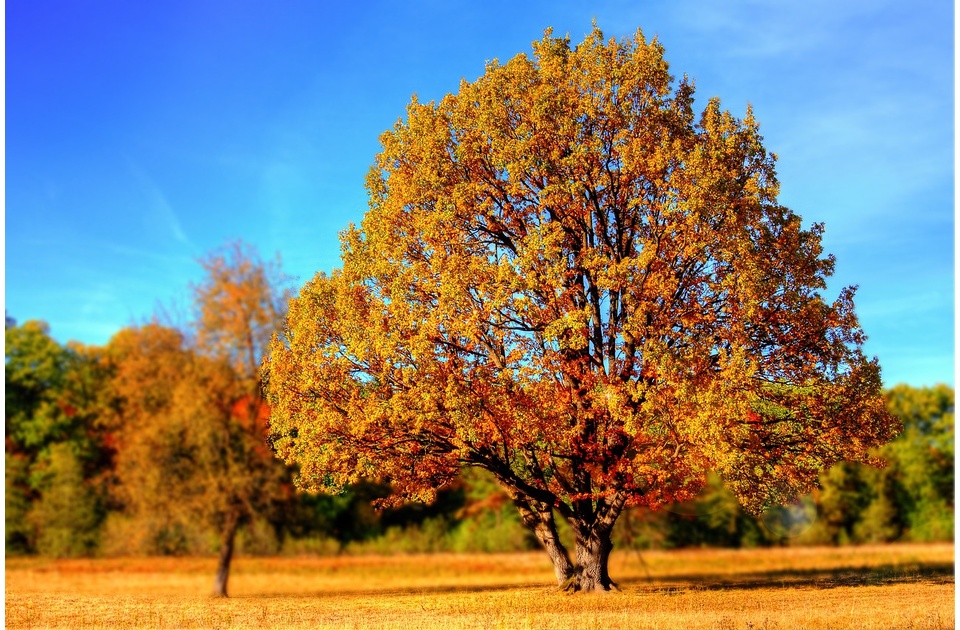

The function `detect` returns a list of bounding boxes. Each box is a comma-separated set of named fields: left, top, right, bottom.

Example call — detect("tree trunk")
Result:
left=212, top=515, right=239, bottom=598
left=513, top=492, right=626, bottom=592
left=564, top=529, right=618, bottom=592
left=512, top=497, right=575, bottom=586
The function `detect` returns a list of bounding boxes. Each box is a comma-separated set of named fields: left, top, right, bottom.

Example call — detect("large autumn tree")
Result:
left=265, top=27, right=898, bottom=591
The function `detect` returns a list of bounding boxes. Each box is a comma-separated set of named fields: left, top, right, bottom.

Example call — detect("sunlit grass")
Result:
left=6, top=543, right=953, bottom=629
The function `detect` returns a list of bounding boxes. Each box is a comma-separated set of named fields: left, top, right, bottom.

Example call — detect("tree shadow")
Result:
left=238, top=562, right=954, bottom=599
left=618, top=562, right=955, bottom=592
left=235, top=581, right=551, bottom=600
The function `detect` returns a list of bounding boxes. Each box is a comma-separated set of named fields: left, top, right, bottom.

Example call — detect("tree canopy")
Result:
left=270, top=27, right=894, bottom=591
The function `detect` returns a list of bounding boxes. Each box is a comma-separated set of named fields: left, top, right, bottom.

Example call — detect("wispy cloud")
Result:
left=125, top=158, right=195, bottom=249
left=673, top=0, right=893, bottom=60
left=90, top=238, right=196, bottom=267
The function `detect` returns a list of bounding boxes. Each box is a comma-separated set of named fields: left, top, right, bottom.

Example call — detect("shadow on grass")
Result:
left=234, top=581, right=551, bottom=599
left=619, top=562, right=956, bottom=592
left=237, top=562, right=954, bottom=599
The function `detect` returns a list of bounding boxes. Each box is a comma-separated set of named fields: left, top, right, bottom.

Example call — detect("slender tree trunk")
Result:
left=512, top=497, right=575, bottom=586
left=212, top=514, right=240, bottom=597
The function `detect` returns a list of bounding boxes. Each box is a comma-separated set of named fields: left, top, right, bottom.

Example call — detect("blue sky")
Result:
left=5, top=0, right=954, bottom=387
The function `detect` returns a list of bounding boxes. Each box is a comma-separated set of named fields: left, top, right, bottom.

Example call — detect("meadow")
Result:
left=5, top=543, right=954, bottom=629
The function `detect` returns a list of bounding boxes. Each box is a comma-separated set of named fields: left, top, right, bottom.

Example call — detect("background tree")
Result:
left=882, top=383, right=954, bottom=541
left=104, top=242, right=293, bottom=596
left=100, top=323, right=207, bottom=555
left=7, top=320, right=79, bottom=456
left=613, top=384, right=953, bottom=549
left=191, top=241, right=293, bottom=596
left=266, top=27, right=899, bottom=591
left=450, top=468, right=537, bottom=552
left=26, top=441, right=103, bottom=557
left=804, top=384, right=954, bottom=544
left=5, top=319, right=68, bottom=553
left=5, top=320, right=110, bottom=556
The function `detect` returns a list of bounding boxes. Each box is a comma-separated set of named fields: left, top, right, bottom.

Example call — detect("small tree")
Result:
left=105, top=242, right=292, bottom=597
left=191, top=241, right=293, bottom=596
left=28, top=442, right=102, bottom=557
left=265, top=27, right=898, bottom=591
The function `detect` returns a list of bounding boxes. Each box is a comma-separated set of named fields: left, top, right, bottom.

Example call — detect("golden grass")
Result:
left=6, top=543, right=954, bottom=629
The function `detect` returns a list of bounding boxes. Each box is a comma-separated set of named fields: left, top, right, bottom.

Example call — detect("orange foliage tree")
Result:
left=101, top=324, right=203, bottom=553
left=191, top=242, right=292, bottom=597
left=105, top=243, right=292, bottom=597
left=265, top=27, right=898, bottom=591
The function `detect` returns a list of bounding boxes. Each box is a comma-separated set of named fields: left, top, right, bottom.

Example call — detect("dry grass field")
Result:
left=5, top=543, right=954, bottom=629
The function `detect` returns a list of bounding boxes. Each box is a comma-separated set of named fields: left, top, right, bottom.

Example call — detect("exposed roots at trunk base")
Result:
left=560, top=571, right=621, bottom=593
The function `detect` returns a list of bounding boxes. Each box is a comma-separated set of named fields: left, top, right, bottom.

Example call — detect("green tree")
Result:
left=5, top=452, right=33, bottom=553
left=880, top=384, right=953, bottom=541
left=852, top=467, right=901, bottom=543
left=5, top=320, right=109, bottom=555
left=787, top=384, right=952, bottom=545
left=6, top=320, right=74, bottom=453
left=451, top=468, right=536, bottom=553
left=803, top=463, right=873, bottom=545
left=265, top=27, right=898, bottom=591
left=28, top=442, right=102, bottom=557
left=661, top=474, right=769, bottom=549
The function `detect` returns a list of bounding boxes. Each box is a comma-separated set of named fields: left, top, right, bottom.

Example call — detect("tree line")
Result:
left=6, top=242, right=953, bottom=574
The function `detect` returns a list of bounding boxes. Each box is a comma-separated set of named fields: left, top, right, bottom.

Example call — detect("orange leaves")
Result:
left=192, top=241, right=292, bottom=387
left=102, top=242, right=295, bottom=560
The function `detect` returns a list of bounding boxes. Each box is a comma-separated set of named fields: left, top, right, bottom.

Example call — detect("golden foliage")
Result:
left=265, top=26, right=899, bottom=589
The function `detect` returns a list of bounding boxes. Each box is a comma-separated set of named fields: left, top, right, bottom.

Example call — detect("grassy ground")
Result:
left=5, top=543, right=954, bottom=629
